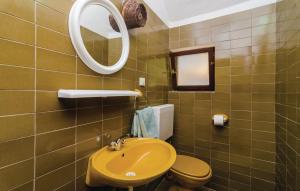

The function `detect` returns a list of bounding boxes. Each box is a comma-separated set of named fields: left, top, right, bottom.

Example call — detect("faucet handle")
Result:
left=116, top=138, right=125, bottom=145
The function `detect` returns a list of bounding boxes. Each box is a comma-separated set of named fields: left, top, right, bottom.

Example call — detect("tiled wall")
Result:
left=0, top=0, right=169, bottom=190
left=81, top=27, right=108, bottom=65
left=275, top=0, right=300, bottom=190
left=168, top=5, right=277, bottom=191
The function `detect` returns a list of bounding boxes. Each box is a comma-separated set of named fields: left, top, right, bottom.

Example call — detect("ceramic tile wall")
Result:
left=275, top=0, right=300, bottom=190
left=0, top=0, right=169, bottom=190
left=80, top=27, right=108, bottom=65
left=168, top=5, right=277, bottom=191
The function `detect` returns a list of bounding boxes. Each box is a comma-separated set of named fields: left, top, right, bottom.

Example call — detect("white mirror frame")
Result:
left=69, top=0, right=130, bottom=75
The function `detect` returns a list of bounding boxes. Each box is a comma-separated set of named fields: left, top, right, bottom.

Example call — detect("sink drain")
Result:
left=125, top=172, right=136, bottom=177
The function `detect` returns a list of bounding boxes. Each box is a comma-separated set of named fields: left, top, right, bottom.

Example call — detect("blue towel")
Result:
left=131, top=107, right=158, bottom=138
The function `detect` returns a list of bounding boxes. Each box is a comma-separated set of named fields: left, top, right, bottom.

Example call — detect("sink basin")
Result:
left=86, top=138, right=176, bottom=188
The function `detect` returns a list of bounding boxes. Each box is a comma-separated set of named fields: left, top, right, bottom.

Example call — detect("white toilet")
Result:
left=152, top=104, right=212, bottom=190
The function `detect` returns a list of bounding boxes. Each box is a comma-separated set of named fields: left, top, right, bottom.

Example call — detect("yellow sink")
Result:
left=86, top=138, right=176, bottom=188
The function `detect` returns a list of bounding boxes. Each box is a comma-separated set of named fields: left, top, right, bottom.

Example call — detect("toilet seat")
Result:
left=170, top=155, right=211, bottom=179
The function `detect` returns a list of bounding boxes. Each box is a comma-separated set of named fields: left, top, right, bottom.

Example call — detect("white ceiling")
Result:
left=143, top=0, right=277, bottom=28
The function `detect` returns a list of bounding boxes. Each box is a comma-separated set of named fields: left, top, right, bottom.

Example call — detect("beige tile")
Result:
left=0, top=13, right=34, bottom=44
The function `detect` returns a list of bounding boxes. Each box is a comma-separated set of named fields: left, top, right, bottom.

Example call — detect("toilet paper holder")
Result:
left=212, top=114, right=229, bottom=126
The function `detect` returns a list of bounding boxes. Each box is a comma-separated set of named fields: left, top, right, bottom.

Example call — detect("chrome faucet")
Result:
left=108, top=134, right=131, bottom=151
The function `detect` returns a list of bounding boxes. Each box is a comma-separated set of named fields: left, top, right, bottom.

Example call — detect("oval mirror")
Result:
left=69, top=0, right=130, bottom=74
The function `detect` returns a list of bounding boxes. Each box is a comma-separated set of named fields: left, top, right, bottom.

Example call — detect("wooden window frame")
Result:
left=170, top=47, right=215, bottom=91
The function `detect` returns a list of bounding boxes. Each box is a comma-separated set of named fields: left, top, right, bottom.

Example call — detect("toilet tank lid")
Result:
left=171, top=155, right=210, bottom=178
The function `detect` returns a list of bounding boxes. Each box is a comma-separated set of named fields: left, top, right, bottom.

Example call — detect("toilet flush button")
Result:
left=126, top=172, right=136, bottom=177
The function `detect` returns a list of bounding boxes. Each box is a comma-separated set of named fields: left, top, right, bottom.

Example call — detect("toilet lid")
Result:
left=171, top=155, right=210, bottom=178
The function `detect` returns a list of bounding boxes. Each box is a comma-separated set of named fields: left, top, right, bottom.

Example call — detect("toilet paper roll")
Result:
left=213, top=115, right=224, bottom=126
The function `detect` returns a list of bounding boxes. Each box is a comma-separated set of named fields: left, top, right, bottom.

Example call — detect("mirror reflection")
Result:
left=80, top=4, right=122, bottom=66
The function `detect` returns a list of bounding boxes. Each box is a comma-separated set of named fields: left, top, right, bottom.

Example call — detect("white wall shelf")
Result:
left=58, top=89, right=142, bottom=98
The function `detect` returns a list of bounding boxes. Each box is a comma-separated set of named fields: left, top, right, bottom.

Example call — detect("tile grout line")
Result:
left=75, top=46, right=79, bottom=190
left=33, top=1, right=37, bottom=190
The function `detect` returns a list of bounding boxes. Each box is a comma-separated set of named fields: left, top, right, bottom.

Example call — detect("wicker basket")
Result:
left=109, top=0, right=147, bottom=32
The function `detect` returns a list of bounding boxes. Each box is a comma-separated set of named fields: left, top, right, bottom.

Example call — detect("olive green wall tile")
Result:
left=0, top=65, right=34, bottom=90
left=35, top=163, right=75, bottom=191
left=77, top=58, right=99, bottom=76
left=0, top=13, right=34, bottom=45
left=36, top=110, right=76, bottom=134
left=76, top=157, right=89, bottom=177
left=253, top=111, right=275, bottom=122
left=0, top=114, right=34, bottom=143
left=252, top=149, right=275, bottom=162
left=253, top=121, right=275, bottom=132
left=11, top=181, right=33, bottom=191
left=35, top=0, right=73, bottom=14
left=36, top=91, right=75, bottom=112
left=0, top=136, right=34, bottom=168
left=170, top=5, right=279, bottom=190
left=36, top=48, right=76, bottom=73
left=230, top=119, right=251, bottom=130
left=37, top=26, right=75, bottom=55
left=77, top=107, right=101, bottom=125
left=56, top=181, right=75, bottom=191
left=36, top=70, right=75, bottom=91
left=103, top=77, right=122, bottom=90
left=77, top=75, right=102, bottom=90
left=103, top=105, right=122, bottom=119
left=252, top=140, right=275, bottom=152
left=0, top=91, right=34, bottom=116
left=103, top=117, right=122, bottom=132
left=0, top=0, right=34, bottom=22
left=0, top=159, right=33, bottom=191
left=36, top=145, right=75, bottom=177
left=76, top=138, right=99, bottom=159
left=36, top=128, right=75, bottom=155
left=0, top=40, right=34, bottom=68
left=252, top=130, right=275, bottom=142
left=76, top=176, right=88, bottom=191
left=36, top=3, right=68, bottom=34
left=0, top=0, right=171, bottom=189
left=77, top=122, right=102, bottom=142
